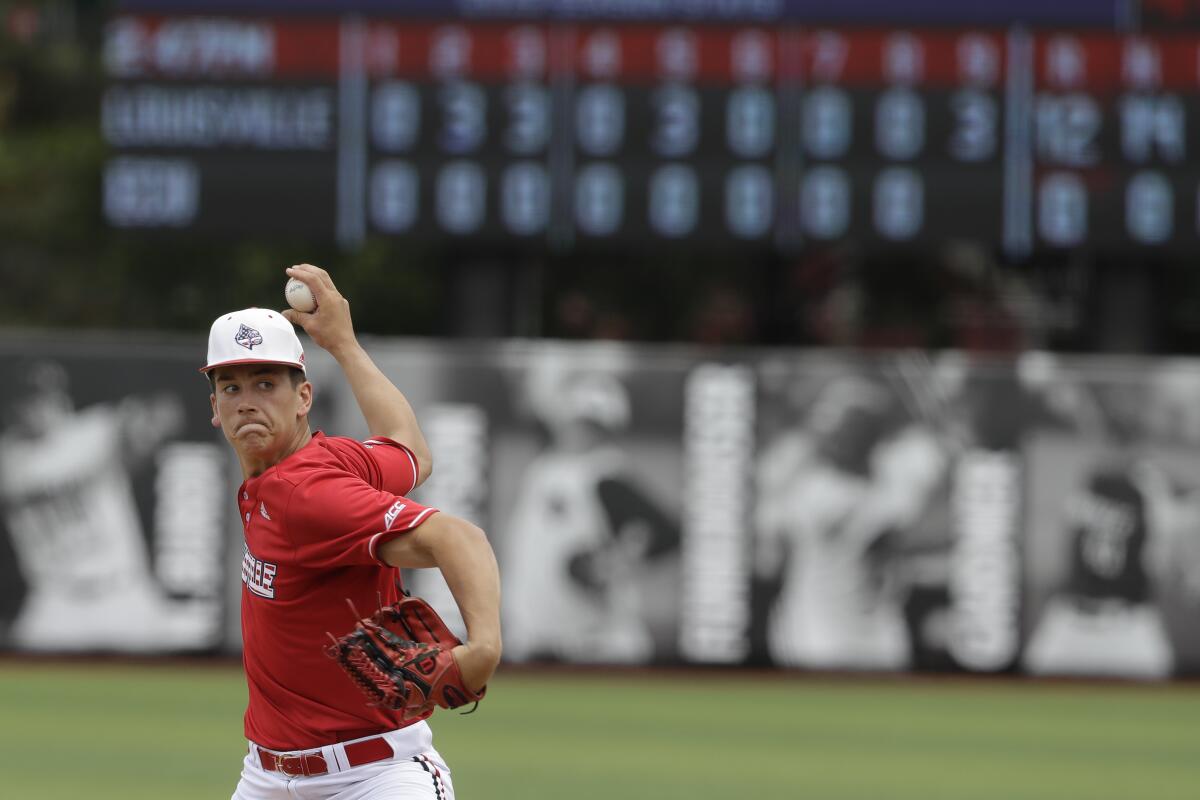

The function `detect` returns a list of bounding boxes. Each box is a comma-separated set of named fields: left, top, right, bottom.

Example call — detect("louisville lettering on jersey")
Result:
left=241, top=544, right=278, bottom=599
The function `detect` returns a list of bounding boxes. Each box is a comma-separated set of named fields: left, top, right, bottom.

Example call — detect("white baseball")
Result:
left=285, top=277, right=316, bottom=312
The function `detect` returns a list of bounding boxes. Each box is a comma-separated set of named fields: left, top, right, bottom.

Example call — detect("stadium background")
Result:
left=2, top=1, right=1199, bottom=797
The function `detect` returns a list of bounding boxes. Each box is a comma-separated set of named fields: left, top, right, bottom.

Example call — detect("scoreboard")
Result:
left=102, top=12, right=1200, bottom=255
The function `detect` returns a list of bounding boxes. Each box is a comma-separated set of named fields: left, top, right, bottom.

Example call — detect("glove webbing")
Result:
left=329, top=623, right=435, bottom=711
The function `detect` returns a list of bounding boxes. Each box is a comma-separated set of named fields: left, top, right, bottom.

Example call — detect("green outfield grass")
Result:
left=0, top=660, right=1195, bottom=799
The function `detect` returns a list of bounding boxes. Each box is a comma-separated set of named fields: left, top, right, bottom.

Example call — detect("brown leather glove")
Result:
left=326, top=595, right=486, bottom=721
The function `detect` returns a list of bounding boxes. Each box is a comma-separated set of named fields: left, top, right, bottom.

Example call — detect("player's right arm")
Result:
left=281, top=264, right=433, bottom=486
left=379, top=513, right=502, bottom=693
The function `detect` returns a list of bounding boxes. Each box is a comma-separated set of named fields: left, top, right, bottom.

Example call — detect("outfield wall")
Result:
left=2, top=332, right=1197, bottom=679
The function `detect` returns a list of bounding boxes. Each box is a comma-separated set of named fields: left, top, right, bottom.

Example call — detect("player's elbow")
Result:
left=402, top=438, right=433, bottom=487
left=406, top=512, right=492, bottom=566
left=444, top=516, right=489, bottom=553
left=415, top=447, right=433, bottom=487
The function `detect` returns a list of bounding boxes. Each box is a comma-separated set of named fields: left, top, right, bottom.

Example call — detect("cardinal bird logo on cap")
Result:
left=235, top=324, right=264, bottom=351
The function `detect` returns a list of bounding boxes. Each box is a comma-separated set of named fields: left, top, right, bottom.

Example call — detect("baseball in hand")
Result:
left=285, top=277, right=317, bottom=312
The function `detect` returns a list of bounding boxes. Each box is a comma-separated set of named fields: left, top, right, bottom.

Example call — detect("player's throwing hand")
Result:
left=281, top=264, right=356, bottom=356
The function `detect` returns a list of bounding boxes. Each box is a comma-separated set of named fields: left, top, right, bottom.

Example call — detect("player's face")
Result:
left=210, top=364, right=311, bottom=463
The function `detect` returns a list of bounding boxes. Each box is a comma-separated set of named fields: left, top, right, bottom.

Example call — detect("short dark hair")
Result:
left=208, top=366, right=305, bottom=393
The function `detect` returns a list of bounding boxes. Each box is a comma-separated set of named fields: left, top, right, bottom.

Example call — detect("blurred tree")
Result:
left=0, top=1, right=448, bottom=337
left=1, top=0, right=107, bottom=327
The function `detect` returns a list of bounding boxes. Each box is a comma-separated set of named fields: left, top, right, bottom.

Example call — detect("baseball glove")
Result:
left=326, top=595, right=486, bottom=721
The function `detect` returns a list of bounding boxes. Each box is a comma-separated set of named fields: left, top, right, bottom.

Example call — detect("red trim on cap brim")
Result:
left=199, top=358, right=306, bottom=374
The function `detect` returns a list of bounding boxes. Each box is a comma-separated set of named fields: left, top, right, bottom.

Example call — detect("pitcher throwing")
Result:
left=207, top=264, right=501, bottom=800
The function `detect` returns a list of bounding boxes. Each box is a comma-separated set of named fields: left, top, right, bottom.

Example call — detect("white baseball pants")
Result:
left=231, top=722, right=455, bottom=800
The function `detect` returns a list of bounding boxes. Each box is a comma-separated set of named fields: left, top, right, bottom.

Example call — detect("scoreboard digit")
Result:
left=793, top=29, right=1008, bottom=247
left=364, top=22, right=553, bottom=241
left=567, top=25, right=781, bottom=248
left=1032, top=33, right=1198, bottom=251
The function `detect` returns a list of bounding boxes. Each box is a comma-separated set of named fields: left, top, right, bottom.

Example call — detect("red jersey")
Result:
left=237, top=431, right=438, bottom=750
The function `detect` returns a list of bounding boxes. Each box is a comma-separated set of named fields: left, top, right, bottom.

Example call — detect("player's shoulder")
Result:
left=313, top=431, right=372, bottom=458
left=271, top=432, right=367, bottom=485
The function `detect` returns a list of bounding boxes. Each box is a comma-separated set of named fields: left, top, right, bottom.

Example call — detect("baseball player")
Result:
left=503, top=358, right=680, bottom=664
left=1023, top=457, right=1176, bottom=679
left=0, top=359, right=209, bottom=651
left=755, top=373, right=944, bottom=670
left=208, top=265, right=501, bottom=800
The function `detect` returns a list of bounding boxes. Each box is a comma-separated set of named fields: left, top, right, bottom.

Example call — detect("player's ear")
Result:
left=209, top=393, right=221, bottom=428
left=297, top=380, right=313, bottom=418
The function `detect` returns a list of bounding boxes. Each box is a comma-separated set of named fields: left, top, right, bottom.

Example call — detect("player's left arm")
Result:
left=282, top=264, right=433, bottom=486
left=378, top=512, right=502, bottom=693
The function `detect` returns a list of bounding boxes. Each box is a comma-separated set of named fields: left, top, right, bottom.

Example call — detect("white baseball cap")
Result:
left=200, top=307, right=305, bottom=374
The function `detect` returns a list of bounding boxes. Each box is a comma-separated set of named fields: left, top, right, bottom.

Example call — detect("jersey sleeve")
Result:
left=285, top=471, right=437, bottom=568
left=360, top=436, right=422, bottom=496
left=323, top=435, right=421, bottom=497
